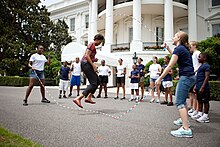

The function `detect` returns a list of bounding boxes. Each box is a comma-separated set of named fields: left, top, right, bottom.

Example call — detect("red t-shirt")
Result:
left=81, top=43, right=97, bottom=63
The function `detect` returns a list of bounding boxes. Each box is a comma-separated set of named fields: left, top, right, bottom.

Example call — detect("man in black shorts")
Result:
left=96, top=60, right=111, bottom=98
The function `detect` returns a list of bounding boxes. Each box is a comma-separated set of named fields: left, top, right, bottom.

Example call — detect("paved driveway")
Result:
left=0, top=86, right=220, bottom=147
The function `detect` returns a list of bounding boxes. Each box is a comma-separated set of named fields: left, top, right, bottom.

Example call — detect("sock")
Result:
left=198, top=111, right=203, bottom=116
left=203, top=113, right=208, bottom=118
left=131, top=95, right=134, bottom=99
left=136, top=95, right=139, bottom=100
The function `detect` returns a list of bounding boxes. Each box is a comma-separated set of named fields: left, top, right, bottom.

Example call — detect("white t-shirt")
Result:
left=192, top=50, right=201, bottom=72
left=149, top=64, right=161, bottom=79
left=29, top=53, right=47, bottom=71
left=116, top=65, right=126, bottom=77
left=71, top=62, right=81, bottom=76
left=98, top=65, right=111, bottom=76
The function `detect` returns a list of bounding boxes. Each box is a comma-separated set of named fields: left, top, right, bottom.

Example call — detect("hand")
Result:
left=31, top=67, right=35, bottom=71
left=199, top=87, right=204, bottom=94
left=92, top=64, right=97, bottom=72
left=155, top=78, right=162, bottom=86
left=161, top=42, right=168, bottom=48
left=93, top=58, right=98, bottom=62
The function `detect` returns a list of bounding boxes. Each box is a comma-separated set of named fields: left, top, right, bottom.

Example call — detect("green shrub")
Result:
left=171, top=80, right=220, bottom=101
left=0, top=76, right=56, bottom=86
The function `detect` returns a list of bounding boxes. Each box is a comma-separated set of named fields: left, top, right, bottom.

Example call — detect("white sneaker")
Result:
left=128, top=98, right=134, bottom=102
left=188, top=109, right=194, bottom=115
left=196, top=115, right=210, bottom=123
left=191, top=113, right=202, bottom=120
left=156, top=99, right=160, bottom=103
left=189, top=111, right=198, bottom=117
left=150, top=99, right=155, bottom=103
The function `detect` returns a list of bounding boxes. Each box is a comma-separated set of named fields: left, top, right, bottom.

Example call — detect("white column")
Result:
left=104, top=0, right=113, bottom=53
left=90, top=0, right=98, bottom=42
left=188, top=0, right=197, bottom=41
left=131, top=0, right=142, bottom=52
left=88, top=0, right=92, bottom=43
left=164, top=0, right=173, bottom=43
left=76, top=13, right=82, bottom=43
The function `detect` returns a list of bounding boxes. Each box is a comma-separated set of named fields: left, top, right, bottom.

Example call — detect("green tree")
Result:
left=0, top=0, right=72, bottom=76
left=198, top=37, right=220, bottom=79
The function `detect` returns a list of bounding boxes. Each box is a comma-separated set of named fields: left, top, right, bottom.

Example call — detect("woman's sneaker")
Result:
left=191, top=113, right=202, bottom=120
left=170, top=127, right=193, bottom=138
left=188, top=109, right=194, bottom=116
left=189, top=111, right=198, bottom=117
left=167, top=102, right=174, bottom=106
left=196, top=115, right=210, bottom=123
left=150, top=98, right=155, bottom=103
left=173, top=118, right=190, bottom=127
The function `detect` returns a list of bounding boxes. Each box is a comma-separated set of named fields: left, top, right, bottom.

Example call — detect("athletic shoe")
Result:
left=128, top=98, right=134, bottom=102
left=63, top=95, right=67, bottom=98
left=170, top=127, right=193, bottom=138
left=167, top=102, right=174, bottom=106
left=59, top=95, right=62, bottom=99
left=191, top=113, right=202, bottom=120
left=150, top=98, right=155, bottom=103
left=196, top=115, right=210, bottom=123
left=96, top=94, right=101, bottom=98
left=41, top=98, right=50, bottom=103
left=114, top=96, right=119, bottom=100
left=188, top=108, right=194, bottom=113
left=156, top=99, right=160, bottom=103
left=120, top=97, right=126, bottom=100
left=104, top=95, right=108, bottom=98
left=136, top=98, right=139, bottom=103
left=160, top=101, right=168, bottom=105
left=189, top=111, right=198, bottom=117
left=68, top=94, right=72, bottom=97
left=173, top=118, right=190, bottom=127
left=23, top=99, right=28, bottom=106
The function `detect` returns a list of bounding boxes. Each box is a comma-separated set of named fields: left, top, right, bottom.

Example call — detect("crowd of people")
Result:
left=23, top=32, right=211, bottom=138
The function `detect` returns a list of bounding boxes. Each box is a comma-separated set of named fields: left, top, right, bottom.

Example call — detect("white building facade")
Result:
left=47, top=0, right=220, bottom=86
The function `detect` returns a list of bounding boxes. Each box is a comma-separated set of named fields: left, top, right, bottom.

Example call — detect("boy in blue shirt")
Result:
left=128, top=64, right=140, bottom=102
left=59, top=61, right=70, bottom=98
left=193, top=53, right=210, bottom=123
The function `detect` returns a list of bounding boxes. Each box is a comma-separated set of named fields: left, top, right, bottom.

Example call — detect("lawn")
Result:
left=0, top=126, right=41, bottom=147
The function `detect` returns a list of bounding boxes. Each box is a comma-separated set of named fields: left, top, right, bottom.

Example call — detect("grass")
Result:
left=0, top=126, right=41, bottom=147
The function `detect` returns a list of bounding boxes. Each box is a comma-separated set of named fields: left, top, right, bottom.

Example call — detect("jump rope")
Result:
left=33, top=14, right=167, bottom=120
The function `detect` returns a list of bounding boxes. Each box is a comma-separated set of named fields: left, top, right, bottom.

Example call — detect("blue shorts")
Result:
left=175, top=75, right=196, bottom=109
left=150, top=78, right=157, bottom=83
left=70, top=75, right=80, bottom=86
left=30, top=70, right=45, bottom=79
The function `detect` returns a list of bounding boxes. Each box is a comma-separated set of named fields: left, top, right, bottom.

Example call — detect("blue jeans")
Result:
left=29, top=70, right=45, bottom=79
left=175, top=75, right=196, bottom=109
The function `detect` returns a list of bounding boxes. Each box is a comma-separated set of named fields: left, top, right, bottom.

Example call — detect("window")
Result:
left=70, top=18, right=75, bottom=32
left=129, top=27, right=133, bottom=42
left=212, top=0, right=220, bottom=7
left=85, top=15, right=89, bottom=29
left=212, top=24, right=220, bottom=37
left=156, top=27, right=164, bottom=45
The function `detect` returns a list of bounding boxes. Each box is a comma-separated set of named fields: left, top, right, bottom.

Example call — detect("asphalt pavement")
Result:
left=0, top=86, right=220, bottom=147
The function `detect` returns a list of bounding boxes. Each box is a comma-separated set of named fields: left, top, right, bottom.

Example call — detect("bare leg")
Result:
left=77, top=86, right=80, bottom=96
left=116, top=83, right=120, bottom=97
left=40, top=79, right=45, bottom=99
left=103, top=83, right=107, bottom=96
left=156, top=84, right=160, bottom=101
left=204, top=102, right=209, bottom=114
left=164, top=88, right=168, bottom=102
left=179, top=107, right=189, bottom=130
left=150, top=82, right=155, bottom=100
left=25, top=78, right=35, bottom=100
left=121, top=83, right=125, bottom=97
left=141, top=85, right=144, bottom=98
left=98, top=84, right=102, bottom=96
left=168, top=87, right=173, bottom=102
left=189, top=93, right=193, bottom=108
left=69, top=85, right=73, bottom=95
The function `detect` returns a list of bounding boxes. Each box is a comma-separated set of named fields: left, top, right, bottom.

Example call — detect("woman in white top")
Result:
left=114, top=58, right=126, bottom=100
left=23, top=45, right=51, bottom=106
left=148, top=56, right=162, bottom=103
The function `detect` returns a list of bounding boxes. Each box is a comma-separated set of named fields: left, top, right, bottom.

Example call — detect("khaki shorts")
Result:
left=139, top=76, right=144, bottom=87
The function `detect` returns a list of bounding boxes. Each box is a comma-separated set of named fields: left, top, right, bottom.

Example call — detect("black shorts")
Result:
left=99, top=75, right=108, bottom=84
left=116, top=77, right=125, bottom=85
left=189, top=84, right=196, bottom=93
left=196, top=89, right=210, bottom=103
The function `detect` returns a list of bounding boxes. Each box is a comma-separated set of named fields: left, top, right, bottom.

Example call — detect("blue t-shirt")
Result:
left=60, top=66, right=70, bottom=80
left=172, top=45, right=194, bottom=77
left=130, top=70, right=140, bottom=83
left=196, top=63, right=210, bottom=91
left=163, top=65, right=172, bottom=81
left=137, top=64, right=145, bottom=77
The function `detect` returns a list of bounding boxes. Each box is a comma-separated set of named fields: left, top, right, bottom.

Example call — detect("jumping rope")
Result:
left=34, top=70, right=141, bottom=120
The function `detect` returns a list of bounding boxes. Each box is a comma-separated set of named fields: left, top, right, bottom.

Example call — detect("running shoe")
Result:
left=156, top=99, right=160, bottom=103
left=114, top=96, right=119, bottom=100
left=63, top=95, right=67, bottom=98
left=160, top=101, right=168, bottom=105
left=150, top=98, right=155, bottom=103
left=41, top=98, right=50, bottom=103
left=191, top=113, right=202, bottom=120
left=68, top=93, right=72, bottom=97
left=23, top=99, right=28, bottom=106
left=196, top=115, right=210, bottom=123
left=59, top=95, right=61, bottom=99
left=173, top=118, right=190, bottom=127
left=170, top=127, right=193, bottom=138
left=120, top=97, right=126, bottom=100
left=167, top=102, right=174, bottom=106
left=189, top=111, right=198, bottom=117
left=96, top=94, right=101, bottom=98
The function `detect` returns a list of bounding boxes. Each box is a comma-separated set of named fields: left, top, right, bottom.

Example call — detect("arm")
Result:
left=135, top=73, right=140, bottom=79
left=157, top=55, right=178, bottom=82
left=123, top=67, right=126, bottom=75
left=199, top=70, right=210, bottom=93
left=161, top=43, right=173, bottom=54
left=85, top=49, right=97, bottom=71
left=70, top=63, right=74, bottom=71
left=46, top=54, right=51, bottom=66
left=28, top=61, right=34, bottom=70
